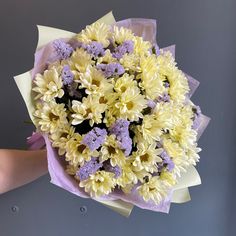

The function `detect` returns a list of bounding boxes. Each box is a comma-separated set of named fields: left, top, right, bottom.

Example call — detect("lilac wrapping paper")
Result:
left=25, top=16, right=210, bottom=214
left=115, top=18, right=157, bottom=44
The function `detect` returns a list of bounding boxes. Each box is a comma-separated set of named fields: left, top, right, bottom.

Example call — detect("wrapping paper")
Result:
left=14, top=12, right=210, bottom=216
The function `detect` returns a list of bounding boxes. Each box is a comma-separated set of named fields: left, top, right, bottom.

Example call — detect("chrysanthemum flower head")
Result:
left=114, top=86, right=147, bottom=121
left=79, top=66, right=113, bottom=95
left=70, top=47, right=93, bottom=73
left=157, top=51, right=189, bottom=104
left=33, top=67, right=64, bottom=102
left=76, top=22, right=111, bottom=47
left=71, top=95, right=106, bottom=126
left=116, top=160, right=138, bottom=188
left=137, top=176, right=169, bottom=204
left=100, top=134, right=126, bottom=167
left=114, top=73, right=137, bottom=94
left=65, top=133, right=99, bottom=167
left=112, top=26, right=135, bottom=45
left=51, top=124, right=75, bottom=155
left=34, top=101, right=68, bottom=134
left=79, top=170, right=115, bottom=197
left=132, top=141, right=162, bottom=173
left=133, top=36, right=152, bottom=56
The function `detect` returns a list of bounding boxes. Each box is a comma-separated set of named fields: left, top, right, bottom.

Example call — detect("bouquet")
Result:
left=14, top=12, right=210, bottom=216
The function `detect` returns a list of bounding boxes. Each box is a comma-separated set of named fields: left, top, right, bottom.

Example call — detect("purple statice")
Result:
left=97, top=63, right=125, bottom=78
left=147, top=100, right=156, bottom=109
left=160, top=150, right=175, bottom=172
left=112, top=40, right=134, bottom=59
left=61, top=65, right=74, bottom=85
left=52, top=39, right=73, bottom=60
left=103, top=160, right=122, bottom=178
left=82, top=127, right=107, bottom=151
left=164, top=81, right=170, bottom=88
left=117, top=135, right=132, bottom=156
left=156, top=93, right=170, bottom=103
left=122, top=40, right=134, bottom=53
left=109, top=119, right=130, bottom=137
left=112, top=46, right=126, bottom=59
left=109, top=119, right=132, bottom=156
left=76, top=157, right=102, bottom=181
left=85, top=41, right=105, bottom=57
left=192, top=106, right=202, bottom=130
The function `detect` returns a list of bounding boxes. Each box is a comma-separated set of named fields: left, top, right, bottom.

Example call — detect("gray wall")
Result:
left=0, top=0, right=235, bottom=235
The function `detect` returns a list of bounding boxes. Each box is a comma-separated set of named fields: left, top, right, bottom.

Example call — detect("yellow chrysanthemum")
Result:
left=119, top=53, right=139, bottom=71
left=137, top=176, right=169, bottom=204
left=79, top=171, right=115, bottom=197
left=170, top=125, right=197, bottom=149
left=157, top=51, right=189, bottom=104
left=50, top=124, right=75, bottom=156
left=78, top=66, right=113, bottom=95
left=168, top=69, right=189, bottom=104
left=116, top=161, right=138, bottom=188
left=113, top=73, right=137, bottom=94
left=34, top=101, right=68, bottom=134
left=185, top=144, right=201, bottom=165
left=97, top=49, right=117, bottom=64
left=103, top=106, right=117, bottom=127
left=139, top=54, right=159, bottom=75
left=71, top=94, right=107, bottom=126
left=132, top=141, right=162, bottom=173
left=112, top=26, right=135, bottom=44
left=65, top=133, right=99, bottom=167
left=139, top=73, right=164, bottom=100
left=133, top=36, right=152, bottom=56
left=121, top=184, right=135, bottom=194
left=137, top=103, right=173, bottom=143
left=100, top=135, right=126, bottom=167
left=179, top=104, right=195, bottom=128
left=114, top=86, right=147, bottom=121
left=138, top=55, right=165, bottom=99
left=47, top=59, right=68, bottom=71
left=70, top=47, right=93, bottom=73
left=76, top=22, right=111, bottom=47
left=162, top=137, right=188, bottom=176
left=133, top=169, right=152, bottom=184
left=33, top=67, right=64, bottom=102
left=160, top=171, right=176, bottom=186
left=66, top=164, right=78, bottom=176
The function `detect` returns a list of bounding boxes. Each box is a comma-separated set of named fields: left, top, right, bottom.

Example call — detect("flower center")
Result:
left=108, top=146, right=116, bottom=155
left=92, top=79, right=100, bottom=87
left=77, top=144, right=86, bottom=153
left=49, top=112, right=59, bottom=121
left=61, top=132, right=68, bottom=138
left=85, top=108, right=92, bottom=116
left=126, top=101, right=134, bottom=110
left=99, top=96, right=107, bottom=104
left=120, top=86, right=126, bottom=92
left=149, top=187, right=155, bottom=192
left=140, top=153, right=149, bottom=162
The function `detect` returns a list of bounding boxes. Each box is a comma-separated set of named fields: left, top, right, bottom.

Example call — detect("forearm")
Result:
left=0, top=149, right=48, bottom=194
